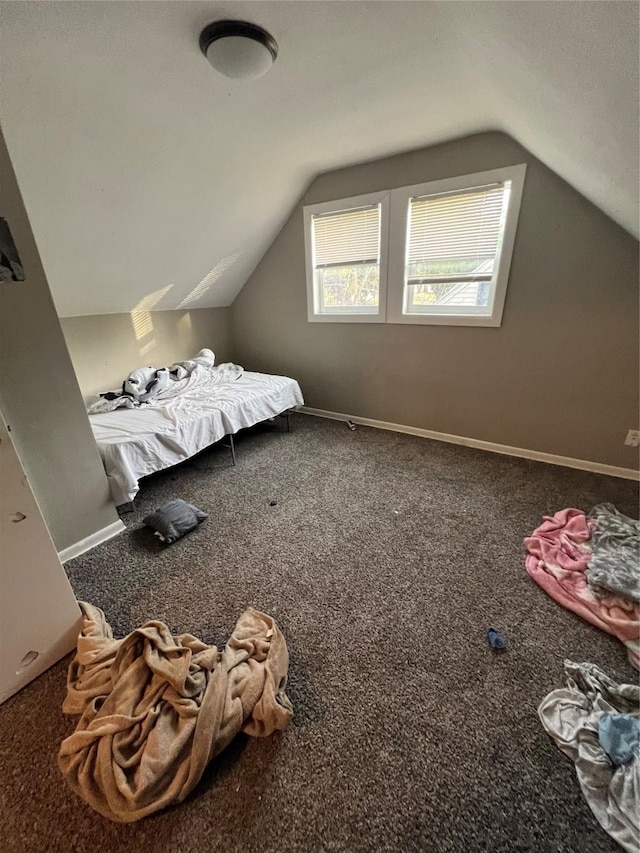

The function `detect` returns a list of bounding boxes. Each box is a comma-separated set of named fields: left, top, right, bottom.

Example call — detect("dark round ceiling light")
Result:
left=199, top=20, right=278, bottom=80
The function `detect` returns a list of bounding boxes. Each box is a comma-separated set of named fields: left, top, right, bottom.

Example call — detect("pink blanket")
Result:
left=524, top=508, right=640, bottom=669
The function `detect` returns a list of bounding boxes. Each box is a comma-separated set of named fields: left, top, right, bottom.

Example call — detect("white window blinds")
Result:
left=406, top=184, right=509, bottom=284
left=312, top=205, right=380, bottom=268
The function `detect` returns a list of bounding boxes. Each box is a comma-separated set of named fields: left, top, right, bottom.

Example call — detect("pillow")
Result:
left=143, top=499, right=208, bottom=544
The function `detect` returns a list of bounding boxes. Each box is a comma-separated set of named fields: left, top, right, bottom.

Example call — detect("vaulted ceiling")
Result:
left=0, top=1, right=637, bottom=317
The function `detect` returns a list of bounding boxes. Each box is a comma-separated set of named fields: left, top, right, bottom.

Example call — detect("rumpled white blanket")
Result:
left=59, top=602, right=293, bottom=822
left=87, top=349, right=244, bottom=414
left=150, top=360, right=244, bottom=404
left=539, top=660, right=639, bottom=852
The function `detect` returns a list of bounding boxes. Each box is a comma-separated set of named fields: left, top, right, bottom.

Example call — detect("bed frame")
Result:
left=89, top=372, right=303, bottom=507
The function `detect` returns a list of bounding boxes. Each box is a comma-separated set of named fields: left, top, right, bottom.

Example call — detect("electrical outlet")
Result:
left=625, top=429, right=640, bottom=447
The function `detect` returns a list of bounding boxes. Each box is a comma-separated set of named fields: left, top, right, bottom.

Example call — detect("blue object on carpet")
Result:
left=486, top=628, right=507, bottom=649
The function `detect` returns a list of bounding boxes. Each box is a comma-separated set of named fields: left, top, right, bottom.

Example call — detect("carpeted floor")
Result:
left=1, top=413, right=638, bottom=853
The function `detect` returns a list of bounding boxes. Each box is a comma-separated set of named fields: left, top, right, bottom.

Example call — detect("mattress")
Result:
left=90, top=372, right=304, bottom=506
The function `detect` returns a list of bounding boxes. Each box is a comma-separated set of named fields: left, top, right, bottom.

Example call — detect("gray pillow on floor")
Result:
left=143, top=499, right=208, bottom=544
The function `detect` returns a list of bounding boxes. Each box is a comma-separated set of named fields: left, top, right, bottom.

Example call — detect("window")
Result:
left=304, top=191, right=389, bottom=322
left=313, top=205, right=379, bottom=313
left=304, top=165, right=526, bottom=326
left=404, top=185, right=507, bottom=313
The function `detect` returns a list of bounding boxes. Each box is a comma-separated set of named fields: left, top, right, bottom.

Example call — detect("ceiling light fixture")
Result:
left=199, top=20, right=278, bottom=81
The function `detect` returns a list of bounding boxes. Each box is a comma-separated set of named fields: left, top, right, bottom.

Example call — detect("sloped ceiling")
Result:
left=0, top=1, right=637, bottom=317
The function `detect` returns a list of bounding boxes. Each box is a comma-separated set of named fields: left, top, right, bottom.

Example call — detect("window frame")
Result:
left=386, top=164, right=527, bottom=327
left=304, top=191, right=390, bottom=323
left=303, top=164, right=526, bottom=326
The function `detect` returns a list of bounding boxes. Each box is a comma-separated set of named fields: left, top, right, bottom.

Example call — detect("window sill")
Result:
left=307, top=312, right=387, bottom=323
left=386, top=312, right=502, bottom=327
left=308, top=310, right=502, bottom=326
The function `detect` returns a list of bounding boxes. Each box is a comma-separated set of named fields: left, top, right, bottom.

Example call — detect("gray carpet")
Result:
left=1, top=413, right=638, bottom=853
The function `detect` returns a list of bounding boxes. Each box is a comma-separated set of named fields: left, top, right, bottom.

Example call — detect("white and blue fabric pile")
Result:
left=539, top=661, right=639, bottom=851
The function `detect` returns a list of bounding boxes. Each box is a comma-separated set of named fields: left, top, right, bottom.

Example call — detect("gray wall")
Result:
left=232, top=132, right=639, bottom=469
left=0, top=129, right=120, bottom=551
left=61, top=307, right=233, bottom=401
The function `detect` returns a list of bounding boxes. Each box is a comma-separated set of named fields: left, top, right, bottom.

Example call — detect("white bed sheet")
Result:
left=90, top=372, right=304, bottom=506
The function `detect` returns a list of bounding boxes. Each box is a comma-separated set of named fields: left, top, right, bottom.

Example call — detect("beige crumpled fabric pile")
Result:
left=59, top=603, right=293, bottom=822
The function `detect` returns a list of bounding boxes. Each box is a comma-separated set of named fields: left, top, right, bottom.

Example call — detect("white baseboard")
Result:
left=58, top=519, right=126, bottom=564
left=298, top=406, right=639, bottom=481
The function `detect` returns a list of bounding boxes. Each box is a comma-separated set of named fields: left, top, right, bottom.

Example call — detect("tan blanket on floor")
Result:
left=59, top=603, right=293, bottom=822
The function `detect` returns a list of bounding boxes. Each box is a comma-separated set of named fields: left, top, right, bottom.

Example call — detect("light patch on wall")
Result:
left=130, top=285, right=173, bottom=354
left=177, top=252, right=241, bottom=309
left=132, top=311, right=153, bottom=341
